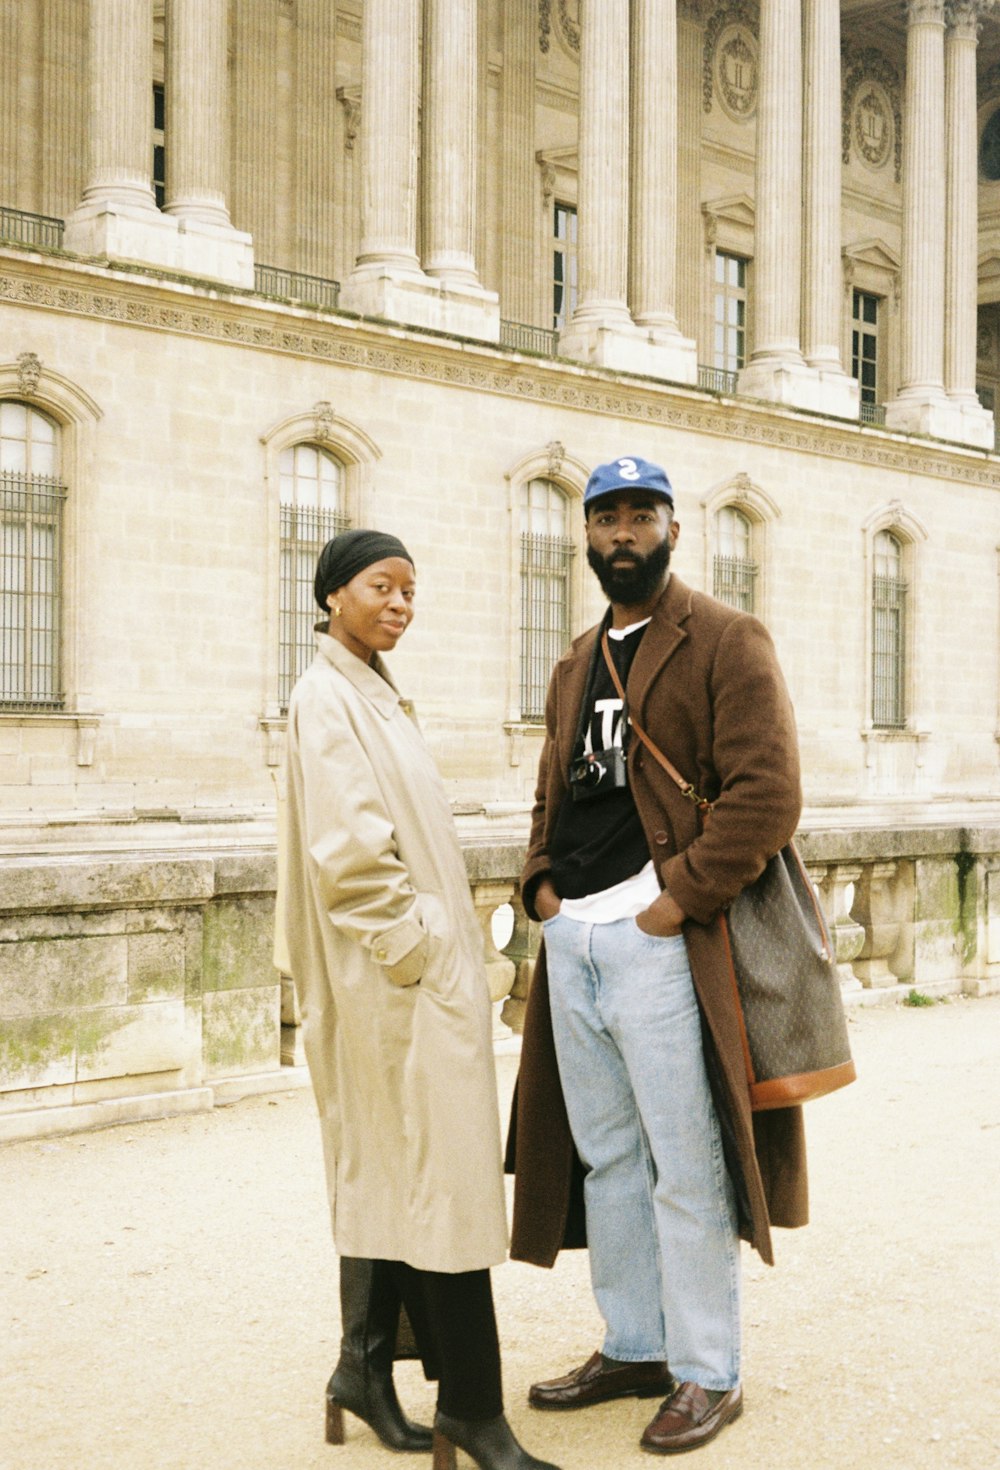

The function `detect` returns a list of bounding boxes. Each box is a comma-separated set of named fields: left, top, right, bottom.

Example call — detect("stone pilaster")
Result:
left=0, top=0, right=24, bottom=209
left=738, top=0, right=825, bottom=408
left=499, top=0, right=536, bottom=326
left=943, top=1, right=993, bottom=445
left=64, top=0, right=252, bottom=285
left=560, top=0, right=695, bottom=380
left=230, top=1, right=280, bottom=264
left=800, top=0, right=858, bottom=417
left=294, top=0, right=338, bottom=280
left=676, top=0, right=704, bottom=347
left=629, top=0, right=698, bottom=379
left=885, top=0, right=977, bottom=441
left=41, top=0, right=87, bottom=218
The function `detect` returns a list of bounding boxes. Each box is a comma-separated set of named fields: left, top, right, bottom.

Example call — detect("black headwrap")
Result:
left=314, top=529, right=415, bottom=610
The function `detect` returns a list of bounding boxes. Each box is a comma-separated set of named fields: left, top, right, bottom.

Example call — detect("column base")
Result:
left=63, top=202, right=254, bottom=288
left=339, top=265, right=500, bottom=342
left=884, top=392, right=995, bottom=449
left=558, top=318, right=699, bottom=384
left=738, top=357, right=860, bottom=418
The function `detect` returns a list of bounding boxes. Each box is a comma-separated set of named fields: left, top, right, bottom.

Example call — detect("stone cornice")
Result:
left=2, top=249, right=999, bottom=492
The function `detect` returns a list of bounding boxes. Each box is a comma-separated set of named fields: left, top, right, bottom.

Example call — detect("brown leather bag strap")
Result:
left=601, top=627, right=713, bottom=815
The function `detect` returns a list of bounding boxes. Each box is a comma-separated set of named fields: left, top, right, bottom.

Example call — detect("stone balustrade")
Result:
left=2, top=821, right=998, bottom=1140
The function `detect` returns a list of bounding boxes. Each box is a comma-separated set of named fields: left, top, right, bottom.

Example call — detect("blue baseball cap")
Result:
left=584, top=455, right=674, bottom=511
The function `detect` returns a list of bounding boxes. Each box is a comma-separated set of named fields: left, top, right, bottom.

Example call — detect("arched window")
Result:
left=0, top=401, right=65, bottom=708
left=872, top=529, right=907, bottom=728
left=278, top=443, right=349, bottom=709
left=713, top=505, right=757, bottom=613
left=519, top=477, right=574, bottom=720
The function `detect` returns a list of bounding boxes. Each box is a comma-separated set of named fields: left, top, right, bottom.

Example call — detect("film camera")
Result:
left=568, top=745, right=628, bottom=802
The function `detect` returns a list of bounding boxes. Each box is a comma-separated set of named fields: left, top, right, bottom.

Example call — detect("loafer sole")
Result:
left=530, top=1382, right=669, bottom=1410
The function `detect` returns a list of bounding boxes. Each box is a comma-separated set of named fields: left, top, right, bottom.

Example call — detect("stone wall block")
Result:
left=0, top=935, right=128, bottom=1017
left=912, top=856, right=963, bottom=983
left=127, top=930, right=187, bottom=1003
left=0, top=858, right=215, bottom=915
left=74, top=999, right=191, bottom=1083
left=201, top=896, right=276, bottom=993
left=202, top=986, right=280, bottom=1078
left=0, top=1014, right=77, bottom=1093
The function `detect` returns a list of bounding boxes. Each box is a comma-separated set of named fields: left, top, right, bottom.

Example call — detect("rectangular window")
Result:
left=520, top=531, right=574, bottom=721
left=278, top=502, right=349, bottom=711
left=553, top=203, right=578, bottom=331
left=153, top=84, right=165, bottom=209
left=713, top=253, right=747, bottom=372
left=852, top=290, right=880, bottom=406
left=872, top=564, right=907, bottom=729
left=0, top=470, right=65, bottom=708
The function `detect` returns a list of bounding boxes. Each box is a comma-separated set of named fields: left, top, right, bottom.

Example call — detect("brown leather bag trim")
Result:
left=749, top=1061, right=858, bottom=1111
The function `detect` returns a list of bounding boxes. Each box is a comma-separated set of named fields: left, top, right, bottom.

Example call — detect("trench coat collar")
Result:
left=313, top=626, right=408, bottom=721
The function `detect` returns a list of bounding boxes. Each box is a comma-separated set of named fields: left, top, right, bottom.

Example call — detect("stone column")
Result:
left=499, top=0, right=536, bottom=326
left=64, top=0, right=252, bottom=284
left=884, top=0, right=984, bottom=442
left=943, top=2, right=994, bottom=443
left=341, top=0, right=498, bottom=337
left=738, top=0, right=822, bottom=408
left=230, top=1, right=280, bottom=264
left=423, top=0, right=479, bottom=285
left=0, top=0, right=25, bottom=209
left=41, top=0, right=87, bottom=217
left=676, top=0, right=704, bottom=347
left=164, top=0, right=232, bottom=227
left=800, top=0, right=858, bottom=417
left=561, top=0, right=693, bottom=378
left=629, top=0, right=698, bottom=379
left=74, top=0, right=157, bottom=214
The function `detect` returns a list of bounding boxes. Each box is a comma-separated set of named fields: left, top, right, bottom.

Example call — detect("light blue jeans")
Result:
left=542, top=912, right=742, bottom=1389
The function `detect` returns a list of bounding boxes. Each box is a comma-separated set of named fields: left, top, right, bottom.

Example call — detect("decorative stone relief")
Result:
left=852, top=82, right=893, bottom=172
left=336, top=86, right=360, bottom=152
left=842, top=45, right=903, bottom=182
left=16, top=351, right=42, bottom=396
left=545, top=439, right=565, bottom=476
left=313, top=399, right=335, bottom=441
left=540, top=0, right=579, bottom=56
left=703, top=2, right=759, bottom=114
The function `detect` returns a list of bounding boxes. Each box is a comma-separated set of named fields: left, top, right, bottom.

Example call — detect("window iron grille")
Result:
left=860, top=401, right=886, bottom=426
left=500, top=321, right=558, bottom=356
left=520, top=532, right=574, bottom=721
left=0, top=206, right=65, bottom=250
left=278, top=503, right=350, bottom=710
left=713, top=553, right=757, bottom=613
left=255, top=264, right=341, bottom=311
left=872, top=571, right=907, bottom=729
left=0, top=471, right=65, bottom=708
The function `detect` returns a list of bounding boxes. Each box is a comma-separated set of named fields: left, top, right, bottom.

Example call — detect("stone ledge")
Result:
left=0, top=1084, right=214, bottom=1145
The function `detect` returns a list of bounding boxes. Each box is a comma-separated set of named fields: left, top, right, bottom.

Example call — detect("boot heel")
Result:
left=432, top=1427, right=457, bottom=1470
left=325, top=1396, right=345, bottom=1446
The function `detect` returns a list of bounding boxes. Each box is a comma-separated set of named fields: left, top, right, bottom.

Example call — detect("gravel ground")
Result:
left=3, top=994, right=999, bottom=1470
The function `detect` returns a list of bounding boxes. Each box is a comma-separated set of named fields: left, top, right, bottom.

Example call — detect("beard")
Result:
left=586, top=535, right=672, bottom=605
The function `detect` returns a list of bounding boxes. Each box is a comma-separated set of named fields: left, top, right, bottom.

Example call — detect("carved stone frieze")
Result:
left=842, top=45, right=903, bottom=183
left=703, top=2, right=759, bottom=114
left=2, top=263, right=999, bottom=490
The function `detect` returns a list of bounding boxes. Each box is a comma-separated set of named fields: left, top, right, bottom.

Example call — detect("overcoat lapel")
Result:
left=626, top=576, right=692, bottom=727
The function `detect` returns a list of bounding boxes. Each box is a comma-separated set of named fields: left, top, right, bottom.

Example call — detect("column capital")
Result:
left=944, top=0, right=979, bottom=37
left=905, top=0, right=946, bottom=26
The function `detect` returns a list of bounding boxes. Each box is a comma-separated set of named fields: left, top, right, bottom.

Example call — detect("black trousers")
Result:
left=383, top=1260, right=503, bottom=1421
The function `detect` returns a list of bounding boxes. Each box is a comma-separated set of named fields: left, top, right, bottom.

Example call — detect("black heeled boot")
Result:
left=325, top=1257, right=433, bottom=1452
left=432, top=1411, right=562, bottom=1470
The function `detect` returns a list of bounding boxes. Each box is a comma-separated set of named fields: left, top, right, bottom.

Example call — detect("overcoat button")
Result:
left=653, top=830, right=669, bottom=845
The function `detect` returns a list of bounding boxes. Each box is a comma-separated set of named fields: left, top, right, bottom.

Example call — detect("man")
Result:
left=507, top=455, right=808, bottom=1455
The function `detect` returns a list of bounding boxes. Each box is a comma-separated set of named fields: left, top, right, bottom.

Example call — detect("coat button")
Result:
left=653, top=830, right=669, bottom=845
left=376, top=947, right=387, bottom=961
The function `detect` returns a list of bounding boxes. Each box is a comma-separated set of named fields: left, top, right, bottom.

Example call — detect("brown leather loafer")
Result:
left=640, top=1381, right=743, bottom=1453
left=529, top=1351, right=674, bottom=1410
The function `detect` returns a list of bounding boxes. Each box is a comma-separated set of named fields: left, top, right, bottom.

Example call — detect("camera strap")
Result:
left=600, top=628, right=713, bottom=817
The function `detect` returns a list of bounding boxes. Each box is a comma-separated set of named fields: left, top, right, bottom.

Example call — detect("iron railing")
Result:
left=501, top=320, right=559, bottom=356
left=0, top=471, right=66, bottom=709
left=255, top=264, right=340, bottom=310
left=872, top=573, right=907, bottom=729
left=698, top=364, right=739, bottom=395
left=0, top=206, right=65, bottom=250
left=520, top=533, right=575, bottom=721
left=860, top=401, right=887, bottom=427
left=278, top=503, right=350, bottom=710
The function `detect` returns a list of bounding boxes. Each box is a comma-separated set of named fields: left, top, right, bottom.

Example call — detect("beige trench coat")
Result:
left=284, top=630, right=509, bottom=1273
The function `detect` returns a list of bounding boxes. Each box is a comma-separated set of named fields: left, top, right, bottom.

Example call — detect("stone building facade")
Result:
left=2, top=0, right=1000, bottom=1137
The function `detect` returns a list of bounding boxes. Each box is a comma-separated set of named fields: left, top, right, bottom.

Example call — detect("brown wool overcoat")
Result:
left=508, top=575, right=809, bottom=1269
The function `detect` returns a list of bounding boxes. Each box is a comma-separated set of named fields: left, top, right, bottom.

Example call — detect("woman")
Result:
left=284, top=529, right=558, bottom=1470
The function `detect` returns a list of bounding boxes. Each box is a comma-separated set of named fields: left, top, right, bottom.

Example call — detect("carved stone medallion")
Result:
left=715, top=25, right=758, bottom=121
left=852, top=83, right=893, bottom=172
